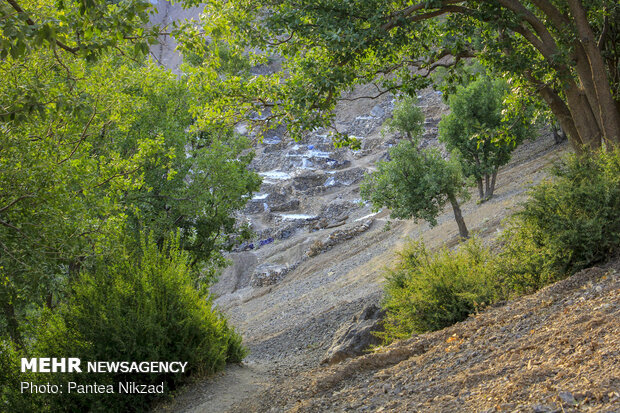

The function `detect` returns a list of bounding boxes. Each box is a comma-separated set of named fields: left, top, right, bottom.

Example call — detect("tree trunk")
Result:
left=564, top=84, right=603, bottom=150
left=523, top=71, right=584, bottom=152
left=567, top=0, right=620, bottom=147
left=448, top=193, right=469, bottom=239
left=3, top=301, right=22, bottom=347
left=484, top=174, right=491, bottom=199
left=488, top=170, right=498, bottom=199
left=477, top=178, right=484, bottom=200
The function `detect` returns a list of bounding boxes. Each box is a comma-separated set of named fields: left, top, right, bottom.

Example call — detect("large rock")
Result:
left=321, top=303, right=386, bottom=365
left=270, top=199, right=300, bottom=212
left=250, top=262, right=300, bottom=287
left=307, top=220, right=373, bottom=257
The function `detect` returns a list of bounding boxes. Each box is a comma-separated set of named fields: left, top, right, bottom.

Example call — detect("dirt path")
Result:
left=153, top=135, right=569, bottom=413
left=235, top=260, right=620, bottom=413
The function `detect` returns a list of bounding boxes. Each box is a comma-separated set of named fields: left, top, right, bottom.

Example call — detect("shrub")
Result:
left=5, top=235, right=245, bottom=413
left=499, top=149, right=620, bottom=293
left=380, top=238, right=502, bottom=343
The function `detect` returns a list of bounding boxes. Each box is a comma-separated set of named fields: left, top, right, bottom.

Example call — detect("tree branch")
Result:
left=0, top=195, right=34, bottom=214
left=5, top=0, right=79, bottom=54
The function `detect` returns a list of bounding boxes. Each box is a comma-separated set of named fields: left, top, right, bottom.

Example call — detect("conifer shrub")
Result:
left=499, top=149, right=620, bottom=293
left=380, top=238, right=502, bottom=342
left=4, top=235, right=245, bottom=412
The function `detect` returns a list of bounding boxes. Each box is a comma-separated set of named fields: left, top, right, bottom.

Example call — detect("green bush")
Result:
left=499, top=149, right=620, bottom=292
left=4, top=235, right=245, bottom=413
left=380, top=238, right=502, bottom=343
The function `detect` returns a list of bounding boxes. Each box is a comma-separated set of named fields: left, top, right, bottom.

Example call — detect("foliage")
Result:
left=2, top=235, right=246, bottom=413
left=378, top=149, right=620, bottom=344
left=0, top=46, right=260, bottom=342
left=0, top=0, right=258, bottom=363
left=0, top=51, right=170, bottom=343
left=380, top=238, right=501, bottom=342
left=0, top=0, right=159, bottom=62
left=0, top=2, right=254, bottom=411
left=382, top=96, right=424, bottom=141
left=0, top=338, right=36, bottom=412
left=360, top=141, right=469, bottom=237
left=439, top=76, right=532, bottom=199
left=114, top=67, right=261, bottom=278
left=498, top=149, right=620, bottom=293
left=191, top=0, right=620, bottom=150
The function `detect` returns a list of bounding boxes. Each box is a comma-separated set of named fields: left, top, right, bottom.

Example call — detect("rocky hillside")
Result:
left=146, top=4, right=619, bottom=413
left=231, top=260, right=620, bottom=413
left=211, top=84, right=448, bottom=300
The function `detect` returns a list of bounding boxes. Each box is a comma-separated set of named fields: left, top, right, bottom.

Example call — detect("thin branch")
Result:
left=57, top=107, right=97, bottom=165
left=0, top=195, right=34, bottom=214
left=5, top=0, right=79, bottom=54
left=339, top=85, right=398, bottom=101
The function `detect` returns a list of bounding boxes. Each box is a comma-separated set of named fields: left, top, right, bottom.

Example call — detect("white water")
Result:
left=355, top=211, right=380, bottom=222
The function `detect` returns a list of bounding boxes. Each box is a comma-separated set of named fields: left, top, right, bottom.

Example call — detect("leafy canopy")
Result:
left=383, top=96, right=425, bottom=141
left=0, top=0, right=260, bottom=342
left=360, top=141, right=467, bottom=226
left=188, top=0, right=619, bottom=149
left=439, top=76, right=532, bottom=183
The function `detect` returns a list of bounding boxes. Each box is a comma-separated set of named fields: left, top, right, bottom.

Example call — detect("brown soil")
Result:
left=233, top=261, right=620, bottom=413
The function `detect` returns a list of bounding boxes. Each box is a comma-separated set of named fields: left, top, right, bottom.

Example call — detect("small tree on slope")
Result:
left=361, top=141, right=470, bottom=239
left=439, top=77, right=531, bottom=201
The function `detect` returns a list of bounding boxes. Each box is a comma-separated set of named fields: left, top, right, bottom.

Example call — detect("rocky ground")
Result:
left=150, top=4, right=617, bottom=412
left=231, top=260, right=620, bottom=413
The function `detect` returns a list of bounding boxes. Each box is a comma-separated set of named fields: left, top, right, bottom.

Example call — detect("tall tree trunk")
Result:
left=523, top=71, right=584, bottom=152
left=564, top=85, right=603, bottom=150
left=3, top=301, right=22, bottom=347
left=567, top=0, right=620, bottom=146
left=448, top=193, right=469, bottom=239
left=476, top=178, right=484, bottom=200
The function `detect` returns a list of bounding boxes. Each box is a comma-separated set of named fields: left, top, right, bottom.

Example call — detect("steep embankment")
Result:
left=232, top=260, right=620, bottom=413
left=155, top=123, right=572, bottom=413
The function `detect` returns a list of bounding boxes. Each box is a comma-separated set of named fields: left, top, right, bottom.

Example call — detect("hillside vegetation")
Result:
left=2, top=1, right=619, bottom=412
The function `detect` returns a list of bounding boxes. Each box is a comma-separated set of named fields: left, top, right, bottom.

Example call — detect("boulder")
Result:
left=321, top=304, right=386, bottom=365
left=307, top=220, right=373, bottom=257
left=250, top=262, right=300, bottom=287
left=270, top=199, right=300, bottom=212
left=333, top=167, right=366, bottom=186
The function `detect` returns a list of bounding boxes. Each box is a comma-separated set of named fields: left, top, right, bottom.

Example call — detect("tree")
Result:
left=0, top=2, right=260, bottom=343
left=0, top=0, right=159, bottom=61
left=360, top=141, right=470, bottom=239
left=194, top=0, right=620, bottom=152
left=439, top=77, right=531, bottom=201
left=111, top=67, right=261, bottom=278
left=383, top=96, right=425, bottom=143
left=0, top=52, right=169, bottom=344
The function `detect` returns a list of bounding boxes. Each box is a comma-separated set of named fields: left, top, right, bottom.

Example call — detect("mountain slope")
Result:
left=233, top=260, right=620, bottom=413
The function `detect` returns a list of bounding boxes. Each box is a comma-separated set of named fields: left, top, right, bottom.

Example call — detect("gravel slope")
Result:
left=154, top=134, right=573, bottom=413
left=232, top=260, right=620, bottom=413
